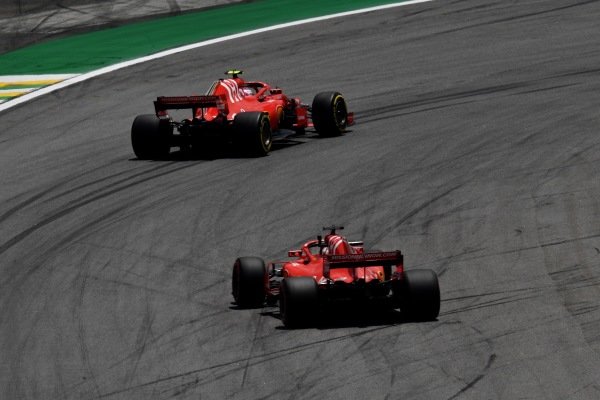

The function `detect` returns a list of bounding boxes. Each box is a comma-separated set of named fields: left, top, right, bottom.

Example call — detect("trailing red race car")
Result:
left=131, top=70, right=354, bottom=159
left=232, top=226, right=440, bottom=328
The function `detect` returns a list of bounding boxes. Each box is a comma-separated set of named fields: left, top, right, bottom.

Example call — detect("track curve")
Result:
left=2, top=0, right=600, bottom=399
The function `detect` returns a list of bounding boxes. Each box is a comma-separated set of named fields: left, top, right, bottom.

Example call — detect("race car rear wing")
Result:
left=323, top=251, right=403, bottom=279
left=154, top=95, right=227, bottom=116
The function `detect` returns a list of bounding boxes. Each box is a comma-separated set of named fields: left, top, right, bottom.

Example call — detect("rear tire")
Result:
left=131, top=114, right=172, bottom=160
left=394, top=269, right=440, bottom=321
left=280, top=277, right=318, bottom=328
left=233, top=112, right=272, bottom=156
left=311, top=91, right=348, bottom=137
left=232, top=257, right=266, bottom=308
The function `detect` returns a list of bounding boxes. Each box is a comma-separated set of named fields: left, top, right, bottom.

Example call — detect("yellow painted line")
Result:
left=0, top=74, right=78, bottom=82
left=0, top=80, right=65, bottom=88
left=2, top=1, right=436, bottom=113
left=0, top=74, right=79, bottom=104
left=0, top=89, right=36, bottom=97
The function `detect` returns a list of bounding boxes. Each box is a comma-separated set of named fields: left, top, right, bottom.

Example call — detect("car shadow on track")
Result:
left=128, top=131, right=347, bottom=161
left=258, top=306, right=413, bottom=330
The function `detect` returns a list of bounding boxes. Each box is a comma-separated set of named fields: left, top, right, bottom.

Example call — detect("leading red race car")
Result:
left=232, top=226, right=440, bottom=328
left=131, top=70, right=353, bottom=159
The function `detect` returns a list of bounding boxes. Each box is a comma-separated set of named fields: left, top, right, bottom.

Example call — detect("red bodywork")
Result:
left=133, top=72, right=356, bottom=159
left=201, top=78, right=301, bottom=131
left=153, top=76, right=352, bottom=132
left=266, top=234, right=404, bottom=301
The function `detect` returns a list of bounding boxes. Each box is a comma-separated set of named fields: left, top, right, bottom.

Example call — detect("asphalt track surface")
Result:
left=0, top=0, right=243, bottom=54
left=2, top=0, right=600, bottom=398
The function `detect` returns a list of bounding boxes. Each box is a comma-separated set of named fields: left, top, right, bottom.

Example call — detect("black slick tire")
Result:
left=311, top=91, right=348, bottom=137
left=394, top=269, right=440, bottom=321
left=131, top=114, right=172, bottom=160
left=279, top=277, right=318, bottom=328
left=232, top=257, right=267, bottom=308
left=233, top=112, right=272, bottom=156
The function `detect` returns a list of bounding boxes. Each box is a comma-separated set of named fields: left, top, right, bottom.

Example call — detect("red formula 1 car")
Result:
left=131, top=70, right=353, bottom=159
left=232, top=226, right=440, bottom=328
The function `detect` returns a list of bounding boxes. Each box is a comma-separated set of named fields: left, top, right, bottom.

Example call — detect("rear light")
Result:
left=396, top=263, right=404, bottom=274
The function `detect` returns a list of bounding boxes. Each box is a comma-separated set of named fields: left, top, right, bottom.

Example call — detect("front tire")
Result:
left=280, top=277, right=318, bottom=328
left=394, top=269, right=440, bottom=321
left=233, top=112, right=272, bottom=156
left=131, top=114, right=172, bottom=160
left=232, top=257, right=267, bottom=308
left=311, top=91, right=348, bottom=137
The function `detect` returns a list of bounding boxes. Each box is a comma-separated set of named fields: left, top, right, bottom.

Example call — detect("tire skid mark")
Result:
left=0, top=161, right=167, bottom=239
left=421, top=0, right=598, bottom=39
left=3, top=0, right=600, bottom=398
left=56, top=2, right=116, bottom=22
left=61, top=261, right=228, bottom=366
left=514, top=82, right=580, bottom=96
left=284, top=350, right=324, bottom=400
left=552, top=65, right=600, bottom=80
left=0, top=202, right=133, bottom=379
left=355, top=82, right=530, bottom=121
left=0, top=159, right=124, bottom=224
left=357, top=98, right=480, bottom=124
left=398, top=6, right=434, bottom=19
left=6, top=267, right=60, bottom=398
left=43, top=161, right=173, bottom=203
left=442, top=1, right=501, bottom=15
left=68, top=309, right=231, bottom=395
left=53, top=350, right=69, bottom=400
left=104, top=310, right=229, bottom=371
left=0, top=162, right=197, bottom=258
left=533, top=168, right=600, bottom=351
left=81, top=275, right=191, bottom=305
left=71, top=239, right=224, bottom=277
left=352, top=332, right=397, bottom=396
left=410, top=232, right=600, bottom=268
left=241, top=312, right=271, bottom=388
left=188, top=326, right=428, bottom=395
left=0, top=203, right=132, bottom=295
left=369, top=184, right=463, bottom=247
left=0, top=184, right=59, bottom=225
left=167, top=346, right=363, bottom=400
left=446, top=354, right=496, bottom=400
left=75, top=255, right=102, bottom=398
left=443, top=284, right=552, bottom=303
left=441, top=293, right=541, bottom=316
left=124, top=292, right=155, bottom=387
left=29, top=10, right=60, bottom=33
left=97, top=324, right=401, bottom=398
left=355, top=66, right=595, bottom=124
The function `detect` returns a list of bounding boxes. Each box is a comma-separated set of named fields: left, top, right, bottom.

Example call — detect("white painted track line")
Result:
left=0, top=0, right=435, bottom=113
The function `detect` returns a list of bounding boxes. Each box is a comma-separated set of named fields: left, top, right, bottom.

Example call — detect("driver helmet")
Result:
left=240, top=86, right=255, bottom=96
left=326, top=235, right=355, bottom=255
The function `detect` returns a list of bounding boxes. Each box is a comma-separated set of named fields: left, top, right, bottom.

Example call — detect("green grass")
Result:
left=0, top=0, right=406, bottom=75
